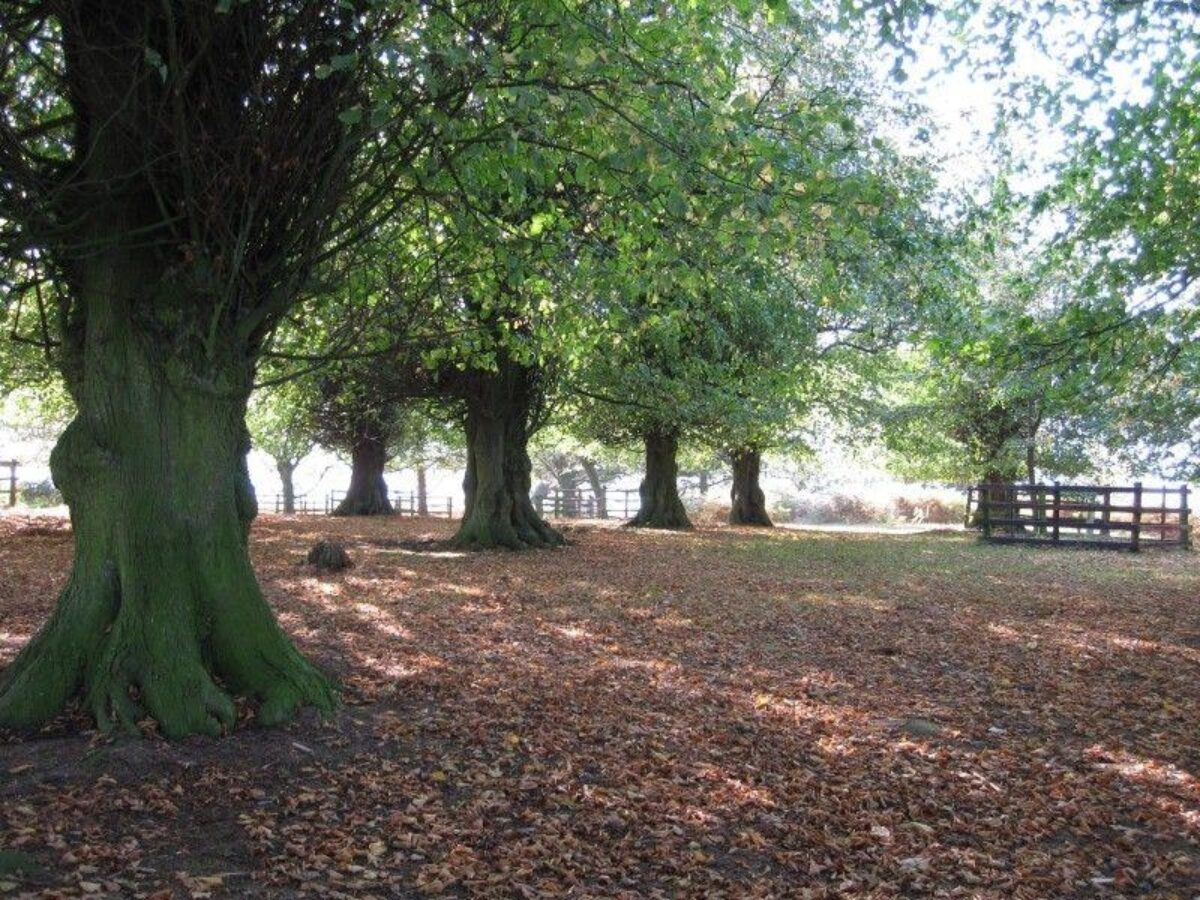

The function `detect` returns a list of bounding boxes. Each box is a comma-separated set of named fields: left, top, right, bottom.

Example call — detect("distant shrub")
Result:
left=770, top=493, right=805, bottom=522
left=892, top=496, right=965, bottom=525
left=20, top=479, right=62, bottom=508
left=690, top=500, right=731, bottom=526
left=825, top=494, right=885, bottom=524
left=783, top=493, right=888, bottom=525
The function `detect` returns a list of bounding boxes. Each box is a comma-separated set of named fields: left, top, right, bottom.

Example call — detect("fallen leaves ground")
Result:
left=1, top=514, right=1198, bottom=898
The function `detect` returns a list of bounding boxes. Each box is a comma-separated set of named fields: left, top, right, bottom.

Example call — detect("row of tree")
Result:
left=0, top=1, right=1195, bottom=738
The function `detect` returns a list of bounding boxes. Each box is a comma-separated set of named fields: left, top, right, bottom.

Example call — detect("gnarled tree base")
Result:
left=332, top=434, right=393, bottom=516
left=333, top=489, right=393, bottom=516
left=449, top=359, right=563, bottom=551
left=0, top=410, right=336, bottom=739
left=627, top=430, right=692, bottom=530
left=0, top=584, right=335, bottom=738
left=452, top=490, right=565, bottom=550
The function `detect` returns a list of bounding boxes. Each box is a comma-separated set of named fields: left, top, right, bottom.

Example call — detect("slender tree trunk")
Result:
left=334, top=432, right=392, bottom=516
left=416, top=465, right=429, bottom=516
left=580, top=457, right=607, bottom=518
left=1026, top=443, right=1036, bottom=485
left=628, top=430, right=691, bottom=529
left=277, top=459, right=297, bottom=514
left=452, top=362, right=563, bottom=549
left=0, top=301, right=333, bottom=738
left=699, top=470, right=709, bottom=496
left=729, top=447, right=773, bottom=527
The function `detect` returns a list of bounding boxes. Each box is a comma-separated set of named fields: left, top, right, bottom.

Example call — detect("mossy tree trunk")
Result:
left=0, top=0, right=367, bottom=739
left=0, top=298, right=334, bottom=738
left=451, top=360, right=563, bottom=550
left=628, top=430, right=691, bottom=529
left=334, top=429, right=393, bottom=516
left=729, top=447, right=772, bottom=527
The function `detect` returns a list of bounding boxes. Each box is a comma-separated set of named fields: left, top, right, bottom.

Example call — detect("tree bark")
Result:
left=1025, top=442, right=1037, bottom=485
left=0, top=304, right=333, bottom=738
left=416, top=466, right=429, bottom=516
left=628, top=430, right=691, bottom=529
left=277, top=459, right=298, bottom=514
left=729, top=447, right=773, bottom=527
left=970, top=469, right=1009, bottom=530
left=452, top=361, right=563, bottom=549
left=334, top=431, right=393, bottom=516
left=579, top=457, right=607, bottom=518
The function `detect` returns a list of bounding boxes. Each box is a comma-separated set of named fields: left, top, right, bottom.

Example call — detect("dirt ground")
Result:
left=1, top=514, right=1198, bottom=898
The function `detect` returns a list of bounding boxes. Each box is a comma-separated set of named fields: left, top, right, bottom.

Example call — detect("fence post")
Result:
left=980, top=483, right=992, bottom=540
left=964, top=486, right=973, bottom=527
left=447, top=497, right=453, bottom=519
left=1180, top=484, right=1191, bottom=549
left=1052, top=483, right=1061, bottom=544
left=1131, top=481, right=1143, bottom=552
left=4, top=460, right=15, bottom=508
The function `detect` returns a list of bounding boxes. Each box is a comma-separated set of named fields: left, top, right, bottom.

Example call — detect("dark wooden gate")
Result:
left=965, top=482, right=1191, bottom=551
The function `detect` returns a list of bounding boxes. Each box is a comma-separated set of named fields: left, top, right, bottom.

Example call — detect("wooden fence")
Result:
left=966, top=482, right=1191, bottom=550
left=536, top=487, right=641, bottom=520
left=262, top=491, right=455, bottom=517
left=322, top=491, right=455, bottom=517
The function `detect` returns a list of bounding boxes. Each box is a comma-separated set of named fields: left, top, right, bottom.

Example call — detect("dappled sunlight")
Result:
left=1087, top=746, right=1200, bottom=832
left=543, top=622, right=596, bottom=642
left=4, top=516, right=1199, bottom=895
left=350, top=602, right=413, bottom=640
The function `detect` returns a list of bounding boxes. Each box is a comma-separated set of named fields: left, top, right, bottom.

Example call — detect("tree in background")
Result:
left=387, top=411, right=464, bottom=516
left=881, top=207, right=1104, bottom=511
left=247, top=380, right=319, bottom=515
left=863, top=1, right=1199, bottom=488
left=528, top=429, right=633, bottom=519
left=312, top=373, right=407, bottom=517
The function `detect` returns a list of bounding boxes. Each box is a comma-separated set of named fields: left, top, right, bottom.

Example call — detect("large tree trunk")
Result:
left=452, top=362, right=563, bottom=550
left=579, top=457, right=607, bottom=518
left=0, top=304, right=333, bottom=738
left=970, top=469, right=1009, bottom=530
left=277, top=459, right=297, bottom=514
left=334, top=432, right=393, bottom=516
left=729, top=447, right=773, bottom=527
left=416, top=466, right=429, bottom=516
left=628, top=430, right=691, bottom=529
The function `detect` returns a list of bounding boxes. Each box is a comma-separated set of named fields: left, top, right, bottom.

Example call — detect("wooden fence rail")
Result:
left=321, top=491, right=455, bottom=518
left=966, top=482, right=1191, bottom=551
left=536, top=487, right=640, bottom=521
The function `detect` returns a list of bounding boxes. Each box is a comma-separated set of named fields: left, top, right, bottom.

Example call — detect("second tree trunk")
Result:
left=334, top=431, right=393, bottom=516
left=628, top=430, right=691, bottom=529
left=729, top=447, right=772, bottom=526
left=452, top=362, right=563, bottom=549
